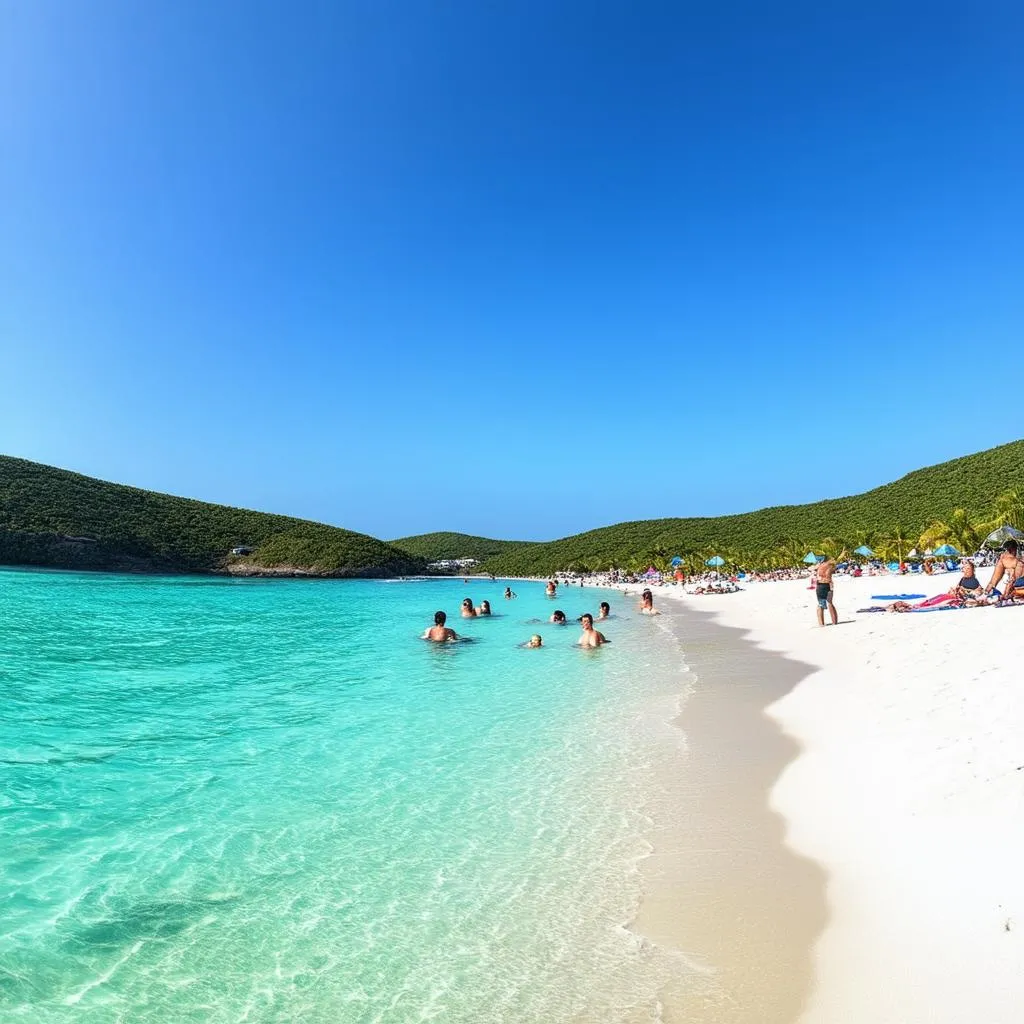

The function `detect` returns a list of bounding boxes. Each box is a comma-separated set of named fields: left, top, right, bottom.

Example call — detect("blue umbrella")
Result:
left=705, top=555, right=725, bottom=567
left=670, top=556, right=683, bottom=567
left=932, top=544, right=960, bottom=557
left=802, top=552, right=818, bottom=564
left=854, top=545, right=875, bottom=557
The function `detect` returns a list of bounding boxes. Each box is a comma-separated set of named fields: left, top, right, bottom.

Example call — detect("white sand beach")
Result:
left=626, top=574, right=1024, bottom=1023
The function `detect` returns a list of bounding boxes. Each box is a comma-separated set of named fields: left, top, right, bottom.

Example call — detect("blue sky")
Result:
left=2, top=1, right=1022, bottom=540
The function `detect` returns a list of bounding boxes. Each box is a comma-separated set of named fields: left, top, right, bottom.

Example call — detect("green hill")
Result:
left=392, top=532, right=538, bottom=563
left=0, top=456, right=426, bottom=577
left=480, top=440, right=1024, bottom=575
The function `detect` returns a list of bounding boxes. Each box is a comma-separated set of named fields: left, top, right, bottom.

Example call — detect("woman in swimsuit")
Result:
left=950, top=561, right=986, bottom=602
left=461, top=597, right=477, bottom=618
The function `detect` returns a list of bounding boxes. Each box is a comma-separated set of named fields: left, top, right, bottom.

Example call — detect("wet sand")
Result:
left=632, top=601, right=827, bottom=1023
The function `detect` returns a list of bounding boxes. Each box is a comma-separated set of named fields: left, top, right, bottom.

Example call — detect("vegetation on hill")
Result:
left=392, top=532, right=538, bottom=563
left=0, top=457, right=426, bottom=577
left=480, top=441, right=1024, bottom=576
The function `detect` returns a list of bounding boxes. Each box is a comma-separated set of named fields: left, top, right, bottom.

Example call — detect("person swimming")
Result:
left=638, top=589, right=660, bottom=615
left=545, top=580, right=557, bottom=597
left=597, top=601, right=611, bottom=620
left=422, top=610, right=459, bottom=642
left=550, top=609, right=567, bottom=624
left=577, top=613, right=608, bottom=648
left=461, top=598, right=477, bottom=618
left=476, top=600, right=492, bottom=616
left=526, top=634, right=543, bottom=648
left=504, top=587, right=517, bottom=599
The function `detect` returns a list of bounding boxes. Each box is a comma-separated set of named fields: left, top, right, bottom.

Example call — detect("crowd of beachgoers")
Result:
left=532, top=536, right=1024, bottom=626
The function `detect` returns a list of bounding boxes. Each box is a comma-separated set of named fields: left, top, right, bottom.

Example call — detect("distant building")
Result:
left=231, top=546, right=254, bottom=556
left=427, top=557, right=478, bottom=571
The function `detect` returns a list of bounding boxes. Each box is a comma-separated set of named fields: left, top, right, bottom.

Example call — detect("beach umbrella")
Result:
left=983, top=524, right=1024, bottom=548
left=854, top=545, right=875, bottom=557
left=705, top=555, right=725, bottom=567
left=801, top=552, right=818, bottom=564
left=932, top=544, right=960, bottom=557
left=670, top=556, right=683, bottom=567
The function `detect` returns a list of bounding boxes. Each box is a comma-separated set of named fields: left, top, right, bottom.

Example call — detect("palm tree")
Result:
left=881, top=525, right=913, bottom=564
left=818, top=536, right=851, bottom=562
left=986, top=490, right=1023, bottom=531
left=918, top=508, right=983, bottom=555
left=852, top=528, right=880, bottom=553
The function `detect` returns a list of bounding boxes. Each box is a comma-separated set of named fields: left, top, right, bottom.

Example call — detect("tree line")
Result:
left=480, top=441, right=1024, bottom=576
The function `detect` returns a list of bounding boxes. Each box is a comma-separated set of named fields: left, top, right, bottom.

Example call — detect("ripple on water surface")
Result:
left=1, top=571, right=704, bottom=1022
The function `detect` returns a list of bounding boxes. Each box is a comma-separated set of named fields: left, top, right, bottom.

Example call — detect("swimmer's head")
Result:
left=480, top=600, right=490, bottom=613
left=580, top=613, right=594, bottom=628
left=461, top=598, right=473, bottom=608
left=528, top=634, right=543, bottom=648
left=599, top=602, right=610, bottom=614
left=434, top=610, right=446, bottom=625
left=552, top=610, right=566, bottom=623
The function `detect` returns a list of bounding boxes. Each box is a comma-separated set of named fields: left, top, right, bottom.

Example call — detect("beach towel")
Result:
left=871, top=593, right=926, bottom=600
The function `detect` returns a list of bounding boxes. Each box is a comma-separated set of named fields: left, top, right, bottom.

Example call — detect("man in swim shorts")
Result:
left=578, top=613, right=607, bottom=648
left=985, top=540, right=1024, bottom=601
left=423, top=611, right=459, bottom=642
left=814, top=557, right=838, bottom=626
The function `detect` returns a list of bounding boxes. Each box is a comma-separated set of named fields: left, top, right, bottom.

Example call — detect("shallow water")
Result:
left=1, top=570, right=700, bottom=1022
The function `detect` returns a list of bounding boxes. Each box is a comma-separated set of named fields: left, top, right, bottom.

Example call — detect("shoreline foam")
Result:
left=608, top=591, right=826, bottom=1022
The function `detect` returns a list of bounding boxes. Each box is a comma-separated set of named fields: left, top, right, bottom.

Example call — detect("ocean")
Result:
left=1, top=569, right=703, bottom=1022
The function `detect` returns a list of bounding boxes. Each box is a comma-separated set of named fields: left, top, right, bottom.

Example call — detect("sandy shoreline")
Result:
left=634, top=602, right=825, bottom=1023
left=597, top=575, right=1024, bottom=1023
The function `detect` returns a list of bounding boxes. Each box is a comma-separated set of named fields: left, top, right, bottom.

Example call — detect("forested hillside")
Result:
left=481, top=441, right=1024, bottom=575
left=392, top=532, right=538, bottom=562
left=0, top=457, right=425, bottom=576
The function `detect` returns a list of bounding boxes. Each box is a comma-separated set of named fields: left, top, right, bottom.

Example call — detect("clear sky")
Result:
left=2, top=2, right=1022, bottom=541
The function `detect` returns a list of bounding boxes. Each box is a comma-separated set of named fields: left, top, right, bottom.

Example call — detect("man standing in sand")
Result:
left=423, top=611, right=459, bottom=642
left=814, top=557, right=839, bottom=626
left=578, top=613, right=608, bottom=648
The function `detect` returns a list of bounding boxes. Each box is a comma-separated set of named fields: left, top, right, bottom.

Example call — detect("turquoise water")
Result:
left=1, top=570, right=695, bottom=1022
